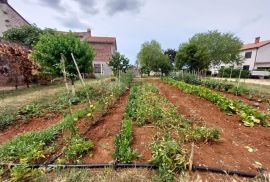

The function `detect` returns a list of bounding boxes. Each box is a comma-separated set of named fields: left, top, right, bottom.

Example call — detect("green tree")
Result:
left=159, top=56, right=173, bottom=75
left=108, top=52, right=130, bottom=76
left=2, top=24, right=56, bottom=47
left=189, top=30, right=243, bottom=66
left=137, top=40, right=168, bottom=75
left=175, top=42, right=209, bottom=71
left=164, top=49, right=176, bottom=64
left=31, top=32, right=94, bottom=85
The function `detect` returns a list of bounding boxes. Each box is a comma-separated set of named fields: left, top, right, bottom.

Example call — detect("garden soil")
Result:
left=150, top=79, right=270, bottom=177
left=82, top=91, right=130, bottom=163
left=0, top=113, right=61, bottom=144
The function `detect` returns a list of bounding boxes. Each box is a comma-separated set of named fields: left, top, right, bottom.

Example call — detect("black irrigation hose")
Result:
left=192, top=165, right=257, bottom=178
left=0, top=163, right=260, bottom=178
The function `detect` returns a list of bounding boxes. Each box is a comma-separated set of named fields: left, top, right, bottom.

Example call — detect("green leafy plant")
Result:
left=113, top=119, right=138, bottom=163
left=61, top=137, right=93, bottom=163
left=150, top=133, right=186, bottom=181
left=162, top=77, right=269, bottom=127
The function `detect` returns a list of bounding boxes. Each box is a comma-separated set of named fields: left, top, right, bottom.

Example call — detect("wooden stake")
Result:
left=71, top=53, right=91, bottom=105
left=189, top=142, right=194, bottom=171
left=60, top=54, right=72, bottom=114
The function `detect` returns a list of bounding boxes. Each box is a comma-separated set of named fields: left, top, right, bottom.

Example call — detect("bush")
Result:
left=218, top=68, right=250, bottom=78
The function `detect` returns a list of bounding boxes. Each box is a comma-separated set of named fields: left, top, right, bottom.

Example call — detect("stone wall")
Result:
left=0, top=1, right=29, bottom=36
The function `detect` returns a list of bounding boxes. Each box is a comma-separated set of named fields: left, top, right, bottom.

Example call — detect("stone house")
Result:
left=76, top=29, right=117, bottom=76
left=0, top=0, right=30, bottom=36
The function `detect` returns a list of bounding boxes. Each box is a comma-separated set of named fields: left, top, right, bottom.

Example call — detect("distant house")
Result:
left=76, top=29, right=117, bottom=76
left=240, top=37, right=270, bottom=71
left=0, top=0, right=30, bottom=36
left=210, top=37, right=270, bottom=75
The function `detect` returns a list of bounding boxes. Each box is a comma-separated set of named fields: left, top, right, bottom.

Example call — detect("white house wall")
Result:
left=240, top=49, right=257, bottom=70
left=255, top=43, right=270, bottom=66
left=93, top=61, right=112, bottom=76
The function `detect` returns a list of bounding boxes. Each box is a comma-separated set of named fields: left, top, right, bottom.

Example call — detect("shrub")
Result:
left=218, top=68, right=250, bottom=78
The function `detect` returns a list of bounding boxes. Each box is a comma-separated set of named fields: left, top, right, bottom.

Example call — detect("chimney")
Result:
left=255, top=37, right=260, bottom=44
left=87, top=28, right=91, bottom=37
left=0, top=0, right=8, bottom=3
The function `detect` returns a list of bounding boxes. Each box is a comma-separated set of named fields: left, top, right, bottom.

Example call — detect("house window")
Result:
left=94, top=64, right=101, bottom=73
left=243, top=65, right=250, bottom=70
left=245, top=52, right=252, bottom=58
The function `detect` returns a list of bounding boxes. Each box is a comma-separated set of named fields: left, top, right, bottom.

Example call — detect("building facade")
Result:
left=210, top=37, right=270, bottom=75
left=77, top=29, right=117, bottom=76
left=0, top=0, right=29, bottom=36
left=240, top=37, right=270, bottom=71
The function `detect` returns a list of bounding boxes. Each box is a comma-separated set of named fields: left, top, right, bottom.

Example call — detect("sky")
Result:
left=9, top=0, right=270, bottom=64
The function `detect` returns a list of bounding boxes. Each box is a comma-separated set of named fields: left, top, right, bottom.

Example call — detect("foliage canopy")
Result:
left=137, top=40, right=172, bottom=75
left=175, top=42, right=209, bottom=71
left=2, top=25, right=56, bottom=47
left=189, top=30, right=243, bottom=66
left=108, top=52, right=130, bottom=76
left=31, top=32, right=94, bottom=81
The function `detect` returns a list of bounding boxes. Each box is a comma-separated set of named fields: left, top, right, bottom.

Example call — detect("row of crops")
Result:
left=162, top=77, right=270, bottom=127
left=170, top=72, right=270, bottom=100
left=0, top=74, right=133, bottom=181
left=113, top=82, right=220, bottom=181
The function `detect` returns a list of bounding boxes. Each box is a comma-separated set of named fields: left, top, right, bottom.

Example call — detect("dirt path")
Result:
left=0, top=113, right=62, bottom=144
left=82, top=91, right=129, bottom=163
left=150, top=79, right=270, bottom=173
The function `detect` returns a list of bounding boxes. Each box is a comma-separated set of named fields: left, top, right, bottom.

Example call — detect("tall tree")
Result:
left=159, top=56, right=173, bottom=75
left=164, top=49, right=176, bottom=64
left=31, top=32, right=94, bottom=85
left=189, top=30, right=243, bottom=66
left=175, top=42, right=209, bottom=71
left=108, top=52, right=130, bottom=76
left=137, top=40, right=169, bottom=75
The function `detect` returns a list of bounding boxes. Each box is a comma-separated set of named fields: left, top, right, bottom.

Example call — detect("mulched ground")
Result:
left=0, top=113, right=62, bottom=144
left=149, top=79, right=270, bottom=175
left=82, top=91, right=130, bottom=163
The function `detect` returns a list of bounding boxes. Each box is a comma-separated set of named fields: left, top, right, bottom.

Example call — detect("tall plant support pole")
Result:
left=60, top=54, right=72, bottom=114
left=237, top=68, right=242, bottom=89
left=221, top=67, right=225, bottom=79
left=71, top=53, right=91, bottom=105
left=229, top=66, right=233, bottom=79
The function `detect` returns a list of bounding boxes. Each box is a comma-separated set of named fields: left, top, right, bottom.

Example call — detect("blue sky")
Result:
left=9, top=0, right=270, bottom=64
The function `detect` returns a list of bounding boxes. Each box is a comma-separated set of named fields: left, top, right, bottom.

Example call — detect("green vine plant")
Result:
left=162, top=77, right=269, bottom=127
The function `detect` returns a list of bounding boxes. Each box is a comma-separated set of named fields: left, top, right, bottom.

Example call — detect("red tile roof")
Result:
left=241, top=40, right=270, bottom=50
left=76, top=32, right=116, bottom=44
left=87, top=36, right=116, bottom=44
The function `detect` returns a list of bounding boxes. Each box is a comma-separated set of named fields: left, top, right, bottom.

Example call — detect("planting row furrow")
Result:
left=113, top=82, right=220, bottom=181
left=162, top=77, right=269, bottom=127
left=0, top=74, right=134, bottom=181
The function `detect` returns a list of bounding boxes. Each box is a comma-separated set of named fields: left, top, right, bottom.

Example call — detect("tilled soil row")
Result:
left=149, top=79, right=270, bottom=173
left=82, top=91, right=130, bottom=163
